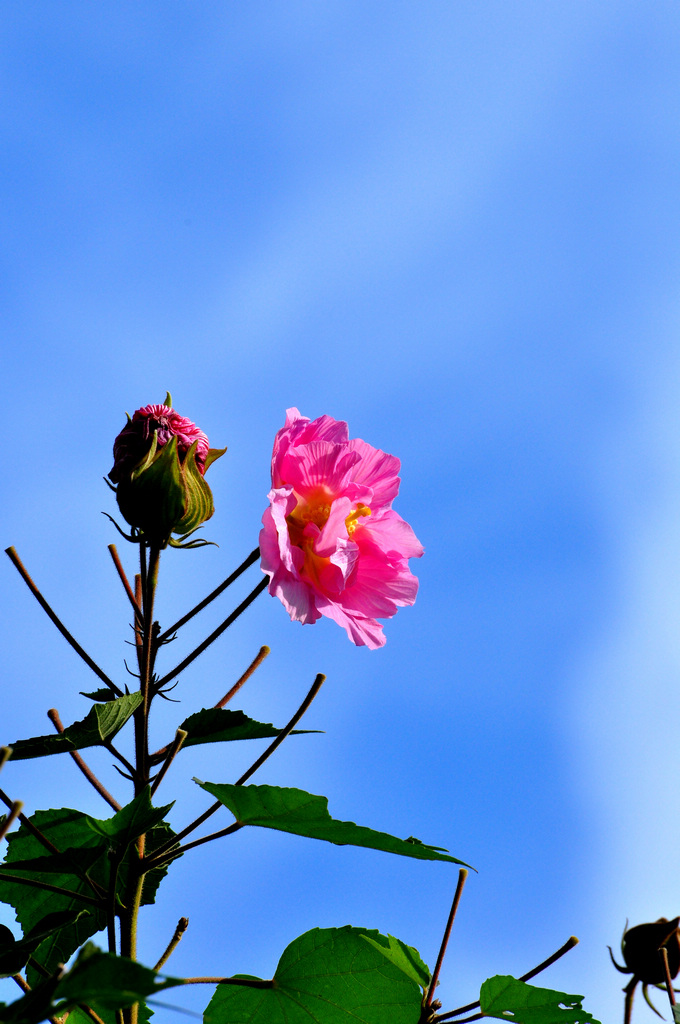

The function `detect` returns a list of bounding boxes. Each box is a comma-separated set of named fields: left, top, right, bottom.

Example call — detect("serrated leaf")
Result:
left=204, top=926, right=425, bottom=1024
left=53, top=943, right=181, bottom=1015
left=173, top=708, right=318, bottom=751
left=480, top=976, right=601, bottom=1024
left=196, top=782, right=468, bottom=865
left=0, top=808, right=107, bottom=986
left=8, top=693, right=143, bottom=760
left=0, top=799, right=175, bottom=987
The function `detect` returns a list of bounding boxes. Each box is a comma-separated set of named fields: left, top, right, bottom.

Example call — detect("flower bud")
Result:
left=109, top=394, right=225, bottom=546
left=622, top=917, right=680, bottom=984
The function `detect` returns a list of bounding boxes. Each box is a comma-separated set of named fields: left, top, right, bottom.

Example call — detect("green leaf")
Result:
left=8, top=693, right=143, bottom=760
left=0, top=799, right=175, bottom=987
left=195, top=782, right=468, bottom=865
left=672, top=1006, right=680, bottom=1023
left=360, top=933, right=430, bottom=990
left=479, top=976, right=602, bottom=1023
left=0, top=910, right=87, bottom=977
left=80, top=688, right=119, bottom=702
left=173, top=708, right=318, bottom=751
left=0, top=973, right=61, bottom=1023
left=53, top=943, right=181, bottom=1015
left=0, top=808, right=107, bottom=986
left=86, top=788, right=173, bottom=849
left=204, top=926, right=426, bottom=1024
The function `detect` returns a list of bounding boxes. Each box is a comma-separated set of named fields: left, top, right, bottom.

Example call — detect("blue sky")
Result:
left=3, top=3, right=680, bottom=1020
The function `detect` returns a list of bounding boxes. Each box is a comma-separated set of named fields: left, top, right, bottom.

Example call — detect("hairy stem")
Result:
left=154, top=917, right=189, bottom=971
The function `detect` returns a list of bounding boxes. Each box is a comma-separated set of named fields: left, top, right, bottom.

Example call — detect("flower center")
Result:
left=286, top=497, right=371, bottom=548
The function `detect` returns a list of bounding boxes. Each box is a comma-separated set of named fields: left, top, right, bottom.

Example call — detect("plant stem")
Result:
left=122, top=542, right=162, bottom=1024
left=150, top=729, right=187, bottom=797
left=0, top=871, right=102, bottom=905
left=144, top=673, right=325, bottom=870
left=424, top=870, right=468, bottom=1011
left=0, top=801, right=23, bottom=843
left=153, top=917, right=189, bottom=971
left=158, top=547, right=260, bottom=640
left=623, top=976, right=636, bottom=1024
left=5, top=547, right=122, bottom=697
left=214, top=645, right=270, bottom=709
left=48, top=709, right=121, bottom=811
left=108, top=545, right=143, bottom=627
left=436, top=936, right=579, bottom=1021
left=154, top=577, right=268, bottom=689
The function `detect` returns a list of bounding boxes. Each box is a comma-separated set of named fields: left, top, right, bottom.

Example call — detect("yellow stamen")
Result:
left=345, top=503, right=371, bottom=536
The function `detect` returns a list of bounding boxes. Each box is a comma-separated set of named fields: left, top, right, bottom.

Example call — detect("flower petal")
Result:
left=345, top=438, right=401, bottom=507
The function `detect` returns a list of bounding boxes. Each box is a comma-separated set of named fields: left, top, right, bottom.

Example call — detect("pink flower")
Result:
left=110, top=402, right=210, bottom=483
left=260, top=408, right=423, bottom=648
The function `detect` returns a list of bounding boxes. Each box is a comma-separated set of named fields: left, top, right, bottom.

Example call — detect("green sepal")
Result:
left=204, top=446, right=227, bottom=471
left=121, top=434, right=187, bottom=544
left=8, top=693, right=143, bottom=760
left=479, top=976, right=602, bottom=1023
left=195, top=781, right=469, bottom=866
left=173, top=440, right=214, bottom=535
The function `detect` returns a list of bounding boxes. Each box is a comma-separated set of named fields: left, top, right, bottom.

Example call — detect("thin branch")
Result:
left=425, top=870, right=468, bottom=1009
left=235, top=672, right=325, bottom=786
left=5, top=547, right=122, bottom=697
left=154, top=577, right=268, bottom=689
left=48, top=709, right=121, bottom=811
left=660, top=946, right=677, bottom=1009
left=436, top=936, right=580, bottom=1021
left=214, top=645, right=271, bottom=709
left=150, top=730, right=187, bottom=797
left=149, top=645, right=271, bottom=766
left=0, top=788, right=60, bottom=854
left=0, top=801, right=22, bottom=843
left=158, top=547, right=260, bottom=641
left=0, top=747, right=12, bottom=771
left=108, top=545, right=143, bottom=627
left=154, top=917, right=189, bottom=971
left=181, top=976, right=273, bottom=989
left=103, top=740, right=137, bottom=779
left=0, top=870, right=102, bottom=906
left=624, top=975, right=637, bottom=1024
left=144, top=672, right=325, bottom=870
left=519, top=935, right=580, bottom=983
left=158, top=822, right=243, bottom=863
